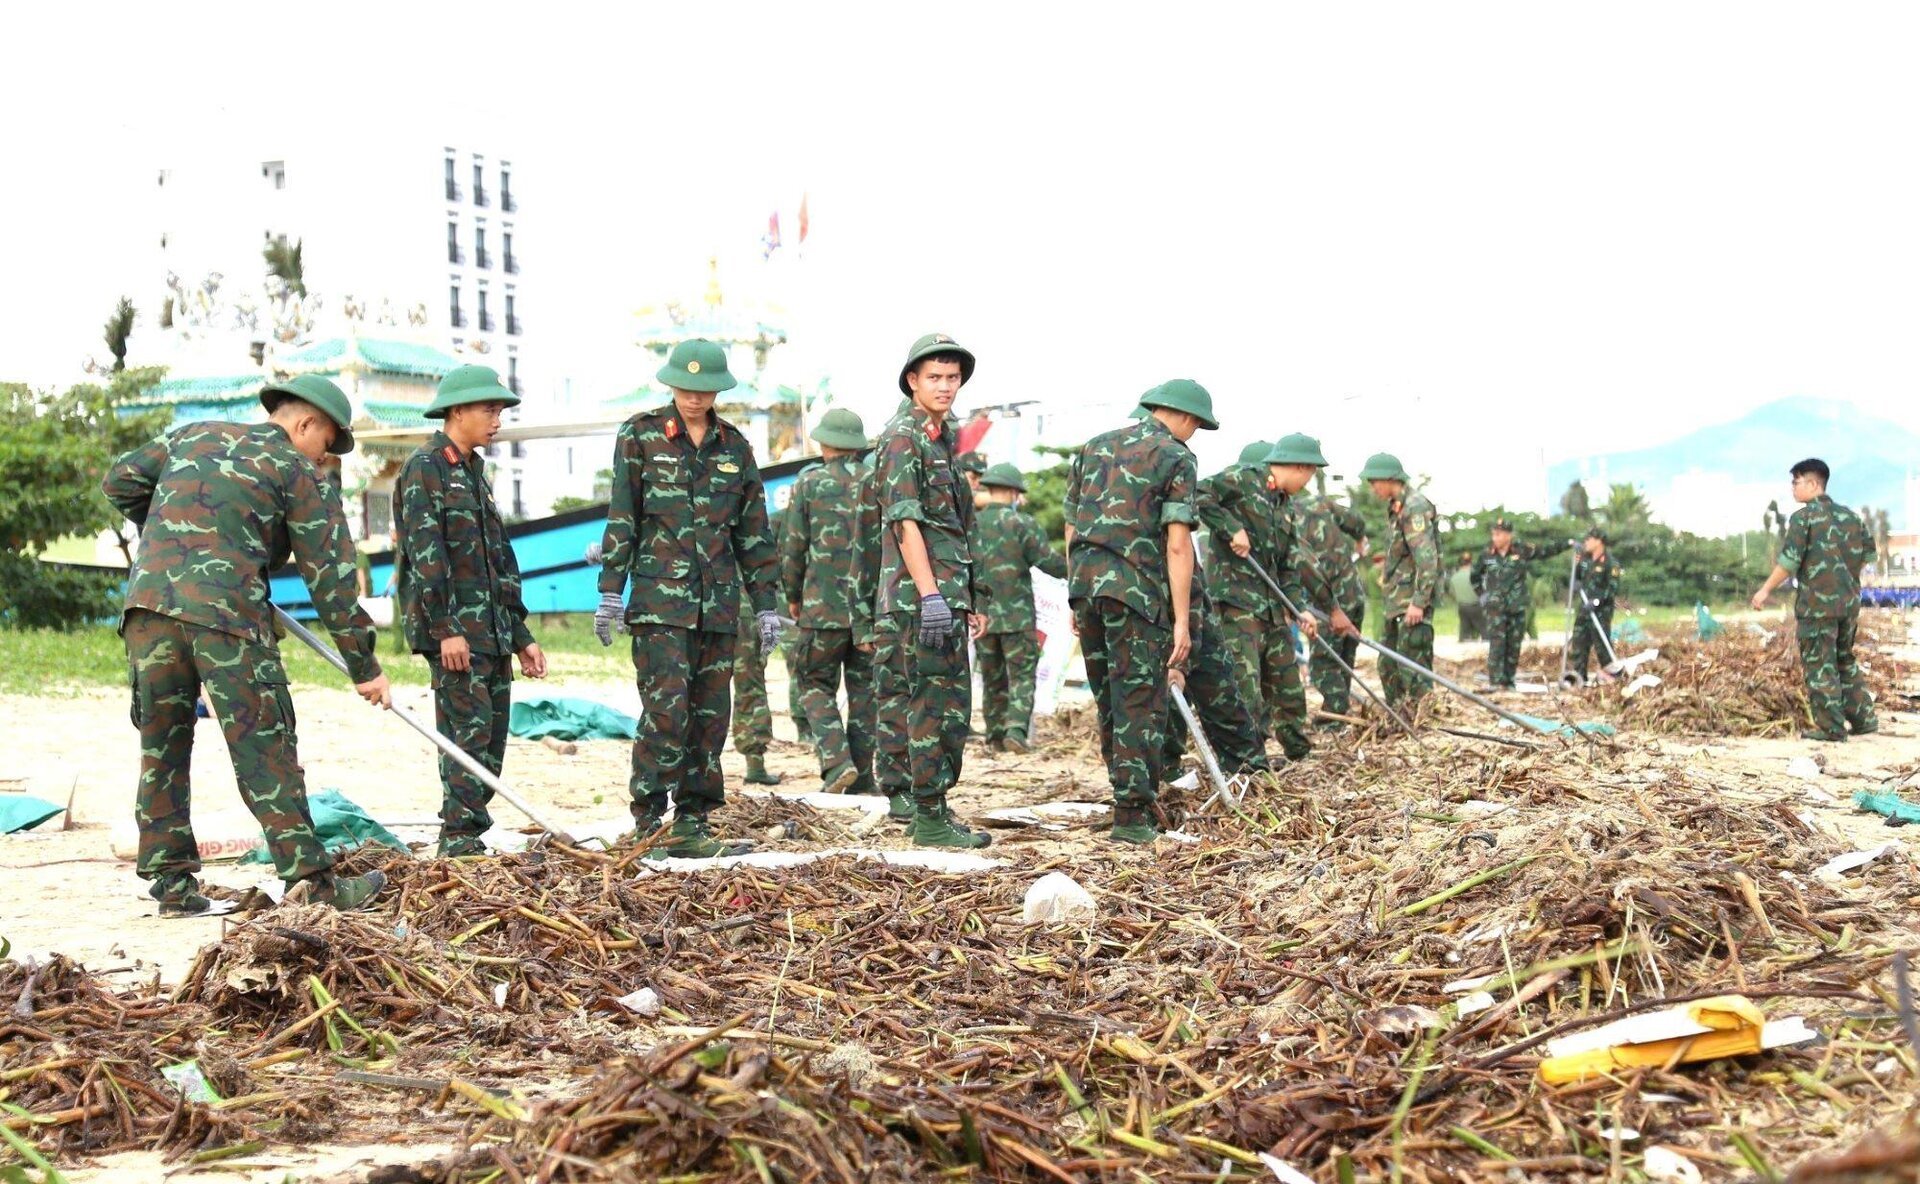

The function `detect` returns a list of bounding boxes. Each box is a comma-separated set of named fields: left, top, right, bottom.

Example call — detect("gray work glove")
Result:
left=918, top=593, right=954, bottom=648
left=593, top=592, right=624, bottom=647
left=757, top=610, right=782, bottom=655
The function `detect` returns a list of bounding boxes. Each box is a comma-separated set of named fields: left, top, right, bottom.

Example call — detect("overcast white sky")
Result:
left=7, top=2, right=1920, bottom=513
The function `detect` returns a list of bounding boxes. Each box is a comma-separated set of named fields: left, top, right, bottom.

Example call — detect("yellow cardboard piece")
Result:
left=1539, top=996, right=1796, bottom=1085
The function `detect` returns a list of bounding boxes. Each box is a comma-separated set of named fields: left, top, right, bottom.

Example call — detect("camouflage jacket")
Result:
left=1064, top=417, right=1198, bottom=626
left=972, top=503, right=1067, bottom=634
left=597, top=407, right=777, bottom=633
left=102, top=421, right=381, bottom=682
left=1470, top=539, right=1570, bottom=615
left=1380, top=490, right=1441, bottom=617
left=1574, top=551, right=1623, bottom=611
left=394, top=431, right=534, bottom=657
left=779, top=457, right=881, bottom=638
left=1780, top=495, right=1871, bottom=619
left=1291, top=494, right=1366, bottom=615
left=1195, top=464, right=1305, bottom=621
left=875, top=405, right=979, bottom=617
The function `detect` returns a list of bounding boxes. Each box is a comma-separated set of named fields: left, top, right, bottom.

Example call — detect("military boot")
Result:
left=436, top=834, right=487, bottom=858
left=909, top=800, right=992, bottom=849
left=822, top=763, right=860, bottom=794
left=150, top=872, right=238, bottom=919
left=646, top=814, right=754, bottom=860
left=1109, top=805, right=1161, bottom=845
left=1002, top=733, right=1032, bottom=755
left=617, top=797, right=671, bottom=845
left=285, top=869, right=389, bottom=911
left=886, top=793, right=915, bottom=822
left=743, top=755, right=784, bottom=785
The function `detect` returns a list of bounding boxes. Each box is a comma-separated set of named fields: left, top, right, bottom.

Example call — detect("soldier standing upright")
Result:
left=593, top=339, right=781, bottom=857
left=394, top=365, right=548, bottom=857
left=1567, top=528, right=1623, bottom=686
left=781, top=409, right=882, bottom=795
left=1469, top=518, right=1569, bottom=690
left=1360, top=453, right=1440, bottom=707
left=1750, top=458, right=1878, bottom=741
left=972, top=463, right=1067, bottom=754
left=1065, top=380, right=1212, bottom=844
left=102, top=375, right=390, bottom=915
left=1288, top=463, right=1368, bottom=723
left=873, top=334, right=991, bottom=848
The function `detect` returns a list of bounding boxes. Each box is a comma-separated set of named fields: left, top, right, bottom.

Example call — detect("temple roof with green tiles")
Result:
left=278, top=336, right=460, bottom=378
left=119, top=337, right=460, bottom=428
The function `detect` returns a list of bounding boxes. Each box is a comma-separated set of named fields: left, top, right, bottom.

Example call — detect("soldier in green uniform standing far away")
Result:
left=1750, top=458, right=1878, bottom=742
left=1065, top=380, right=1212, bottom=844
left=873, top=334, right=993, bottom=848
left=1469, top=518, right=1570, bottom=690
left=102, top=374, right=391, bottom=915
left=1287, top=462, right=1368, bottom=725
left=394, top=365, right=548, bottom=857
left=972, top=463, right=1068, bottom=754
left=1567, top=527, right=1623, bottom=687
left=780, top=408, right=882, bottom=795
left=1360, top=452, right=1441, bottom=707
left=593, top=339, right=782, bottom=858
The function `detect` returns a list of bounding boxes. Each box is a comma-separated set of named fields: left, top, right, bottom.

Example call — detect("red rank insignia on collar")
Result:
left=664, top=418, right=680, bottom=440
left=442, top=445, right=461, bottom=465
left=926, top=418, right=941, bottom=442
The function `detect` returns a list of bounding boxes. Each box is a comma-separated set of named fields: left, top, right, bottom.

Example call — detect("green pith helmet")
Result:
left=810, top=408, right=869, bottom=450
left=1265, top=433, right=1328, bottom=467
left=957, top=450, right=987, bottom=475
left=1237, top=441, right=1273, bottom=467
left=1586, top=526, right=1609, bottom=544
left=898, top=332, right=976, bottom=396
left=1358, top=452, right=1409, bottom=481
left=425, top=364, right=519, bottom=419
left=259, top=374, right=356, bottom=455
left=1136, top=379, right=1220, bottom=430
left=656, top=338, right=738, bottom=393
left=1491, top=517, right=1515, bottom=532
left=980, top=462, right=1027, bottom=492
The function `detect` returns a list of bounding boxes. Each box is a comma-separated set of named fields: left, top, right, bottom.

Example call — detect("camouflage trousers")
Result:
left=873, top=611, right=971, bottom=803
left=1568, top=604, right=1613, bottom=678
left=1162, top=610, right=1270, bottom=779
left=793, top=628, right=877, bottom=793
left=1310, top=602, right=1364, bottom=716
left=1486, top=609, right=1527, bottom=688
left=429, top=651, right=512, bottom=842
left=1216, top=605, right=1310, bottom=760
left=731, top=612, right=774, bottom=757
left=1077, top=599, right=1172, bottom=809
left=1381, top=614, right=1435, bottom=706
left=976, top=630, right=1041, bottom=743
left=122, top=609, right=329, bottom=884
left=1797, top=613, right=1877, bottom=737
left=630, top=625, right=736, bottom=821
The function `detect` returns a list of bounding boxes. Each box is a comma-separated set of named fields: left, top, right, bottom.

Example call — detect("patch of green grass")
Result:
left=0, top=614, right=637, bottom=697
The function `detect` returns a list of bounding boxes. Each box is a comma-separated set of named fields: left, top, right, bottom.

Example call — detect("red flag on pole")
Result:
left=956, top=413, right=992, bottom=455
left=798, top=193, right=810, bottom=245
left=760, top=212, right=781, bottom=260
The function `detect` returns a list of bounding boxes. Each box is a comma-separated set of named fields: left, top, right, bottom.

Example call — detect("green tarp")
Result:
left=238, top=788, right=407, bottom=864
left=1511, top=712, right=1616, bottom=738
left=509, top=694, right=638, bottom=741
left=1695, top=603, right=1725, bottom=641
left=0, top=795, right=64, bottom=834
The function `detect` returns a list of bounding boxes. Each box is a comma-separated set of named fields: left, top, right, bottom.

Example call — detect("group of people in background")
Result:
left=101, top=333, right=1886, bottom=914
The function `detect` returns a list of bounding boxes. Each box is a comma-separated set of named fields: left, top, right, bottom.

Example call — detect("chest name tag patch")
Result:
left=716, top=461, right=740, bottom=475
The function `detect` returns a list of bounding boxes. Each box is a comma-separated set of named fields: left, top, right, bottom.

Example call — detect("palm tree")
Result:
left=263, top=237, right=306, bottom=297
left=103, top=297, right=135, bottom=373
left=1598, top=483, right=1651, bottom=530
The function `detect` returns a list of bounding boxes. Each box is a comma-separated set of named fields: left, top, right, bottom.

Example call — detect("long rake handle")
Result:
left=273, top=606, right=576, bottom=843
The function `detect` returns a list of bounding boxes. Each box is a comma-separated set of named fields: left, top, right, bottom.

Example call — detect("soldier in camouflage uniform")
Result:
left=1161, top=557, right=1272, bottom=782
left=972, top=463, right=1068, bottom=754
left=1195, top=443, right=1285, bottom=757
left=1262, top=435, right=1361, bottom=721
left=732, top=581, right=782, bottom=785
left=395, top=365, right=548, bottom=857
left=1567, top=527, right=1623, bottom=685
left=593, top=339, right=782, bottom=858
left=957, top=450, right=988, bottom=509
left=103, top=375, right=389, bottom=915
left=874, top=334, right=992, bottom=848
left=1289, top=477, right=1368, bottom=722
left=1360, top=453, right=1441, bottom=707
left=1066, top=381, right=1213, bottom=844
left=781, top=409, right=882, bottom=795
left=1751, top=458, right=1878, bottom=741
left=1469, top=518, right=1570, bottom=690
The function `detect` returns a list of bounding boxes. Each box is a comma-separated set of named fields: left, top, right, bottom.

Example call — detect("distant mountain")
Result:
left=1547, top=396, right=1916, bottom=534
